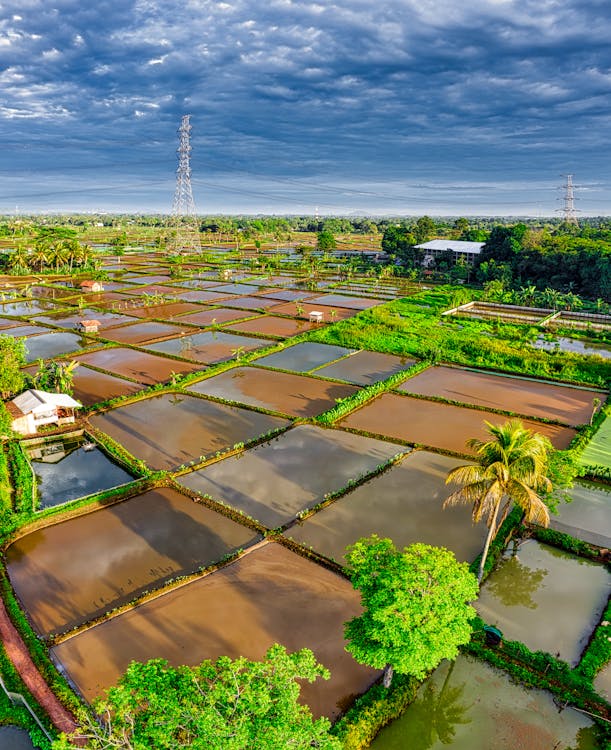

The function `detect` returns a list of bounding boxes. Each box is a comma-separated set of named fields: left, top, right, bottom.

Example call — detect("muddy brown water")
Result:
left=532, top=335, right=611, bottom=360
left=268, top=301, right=357, bottom=321
left=0, top=299, right=61, bottom=317
left=173, top=307, right=258, bottom=327
left=220, top=295, right=282, bottom=310
left=258, top=289, right=315, bottom=302
left=369, top=655, right=598, bottom=750
left=174, top=289, right=235, bottom=303
left=146, top=331, right=271, bottom=364
left=340, top=393, right=576, bottom=453
left=476, top=539, right=611, bottom=665
left=210, top=283, right=265, bottom=295
left=123, top=301, right=204, bottom=319
left=400, top=366, right=604, bottom=426
left=90, top=393, right=290, bottom=470
left=100, top=321, right=199, bottom=345
left=33, top=308, right=137, bottom=330
left=51, top=542, right=377, bottom=718
left=550, top=481, right=611, bottom=547
left=24, top=332, right=91, bottom=362
left=7, top=487, right=257, bottom=637
left=287, top=451, right=486, bottom=563
left=178, top=424, right=404, bottom=528
left=75, top=347, right=201, bottom=385
left=188, top=366, right=359, bottom=417
left=594, top=661, right=611, bottom=702
left=254, top=342, right=356, bottom=372
left=0, top=324, right=52, bottom=338
left=223, top=315, right=317, bottom=338
left=314, top=350, right=416, bottom=385
left=69, top=365, right=144, bottom=406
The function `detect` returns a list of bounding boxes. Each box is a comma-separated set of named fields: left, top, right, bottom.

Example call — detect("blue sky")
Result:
left=1, top=0, right=611, bottom=215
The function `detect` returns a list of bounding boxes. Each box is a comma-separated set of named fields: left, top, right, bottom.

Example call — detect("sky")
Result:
left=1, top=0, right=611, bottom=216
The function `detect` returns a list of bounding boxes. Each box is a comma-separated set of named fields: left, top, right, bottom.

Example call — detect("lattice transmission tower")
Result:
left=168, top=114, right=201, bottom=254
left=557, top=174, right=579, bottom=226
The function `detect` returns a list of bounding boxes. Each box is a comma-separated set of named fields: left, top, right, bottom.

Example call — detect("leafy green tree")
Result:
left=317, top=230, right=336, bottom=252
left=53, top=645, right=340, bottom=750
left=0, top=335, right=27, bottom=399
left=34, top=360, right=79, bottom=395
left=344, top=536, right=478, bottom=688
left=444, top=419, right=553, bottom=583
left=413, top=216, right=436, bottom=244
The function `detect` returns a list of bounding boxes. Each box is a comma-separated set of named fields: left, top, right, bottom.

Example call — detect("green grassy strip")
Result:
left=331, top=674, right=419, bottom=750
left=6, top=443, right=36, bottom=515
left=464, top=624, right=611, bottom=728
left=85, top=427, right=150, bottom=477
left=0, top=446, right=10, bottom=512
left=577, top=600, right=611, bottom=683
left=314, top=360, right=430, bottom=426
left=307, top=289, right=611, bottom=388
left=0, top=642, right=54, bottom=749
left=0, top=569, right=81, bottom=716
left=525, top=524, right=604, bottom=559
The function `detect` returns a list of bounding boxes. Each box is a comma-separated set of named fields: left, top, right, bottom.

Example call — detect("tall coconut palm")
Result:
left=444, top=420, right=552, bottom=583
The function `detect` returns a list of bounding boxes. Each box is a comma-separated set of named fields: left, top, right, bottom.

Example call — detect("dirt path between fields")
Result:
left=0, top=598, right=78, bottom=737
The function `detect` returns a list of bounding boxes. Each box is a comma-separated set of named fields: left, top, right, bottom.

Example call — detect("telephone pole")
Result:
left=168, top=115, right=201, bottom=254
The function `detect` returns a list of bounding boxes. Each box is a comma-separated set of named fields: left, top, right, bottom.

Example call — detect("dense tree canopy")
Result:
left=53, top=646, right=340, bottom=750
left=344, top=537, right=478, bottom=687
left=0, top=335, right=27, bottom=399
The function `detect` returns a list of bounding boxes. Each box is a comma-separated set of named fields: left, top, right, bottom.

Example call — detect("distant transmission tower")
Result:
left=557, top=174, right=579, bottom=226
left=168, top=114, right=201, bottom=254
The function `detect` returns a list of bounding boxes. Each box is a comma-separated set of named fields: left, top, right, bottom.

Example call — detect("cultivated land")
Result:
left=0, top=242, right=609, bottom=748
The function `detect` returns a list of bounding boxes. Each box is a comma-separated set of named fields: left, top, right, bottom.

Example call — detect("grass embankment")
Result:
left=307, top=287, right=611, bottom=389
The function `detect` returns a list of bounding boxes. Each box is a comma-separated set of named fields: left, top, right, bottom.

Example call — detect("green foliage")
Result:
left=54, top=646, right=340, bottom=750
left=317, top=230, right=337, bottom=252
left=7, top=442, right=36, bottom=515
left=344, top=537, right=478, bottom=681
left=576, top=600, right=611, bottom=682
left=0, top=335, right=27, bottom=399
left=332, top=674, right=418, bottom=750
left=33, top=360, right=79, bottom=396
left=307, top=290, right=610, bottom=388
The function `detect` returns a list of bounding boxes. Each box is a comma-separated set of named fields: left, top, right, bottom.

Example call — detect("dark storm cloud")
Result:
left=1, top=0, right=610, bottom=212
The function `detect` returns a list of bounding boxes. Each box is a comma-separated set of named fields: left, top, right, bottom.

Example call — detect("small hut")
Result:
left=7, top=390, right=82, bottom=435
left=79, top=280, right=104, bottom=293
left=76, top=319, right=101, bottom=334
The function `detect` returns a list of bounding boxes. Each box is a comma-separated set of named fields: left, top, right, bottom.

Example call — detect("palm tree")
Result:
left=444, top=419, right=552, bottom=583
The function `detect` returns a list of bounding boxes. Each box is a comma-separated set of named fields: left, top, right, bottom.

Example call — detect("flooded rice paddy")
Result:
left=399, top=366, right=602, bottom=425
left=222, top=315, right=316, bottom=338
left=69, top=365, right=144, bottom=406
left=531, top=335, right=611, bottom=360
left=369, top=655, right=598, bottom=750
left=100, top=321, right=198, bottom=345
left=26, top=434, right=133, bottom=509
left=476, top=540, right=611, bottom=664
left=219, top=295, right=281, bottom=310
left=0, top=727, right=36, bottom=750
left=90, top=393, right=290, bottom=470
left=268, top=301, right=357, bottom=321
left=594, top=662, right=611, bottom=702
left=187, top=367, right=359, bottom=417
left=24, top=331, right=90, bottom=362
left=313, top=350, right=416, bottom=385
left=173, top=307, right=257, bottom=326
left=287, top=451, right=486, bottom=563
left=74, top=346, right=200, bottom=384
left=50, top=542, right=377, bottom=718
left=33, top=308, right=136, bottom=329
left=255, top=342, right=356, bottom=372
left=7, top=487, right=257, bottom=636
left=146, top=330, right=271, bottom=363
left=307, top=293, right=381, bottom=310
left=178, top=424, right=404, bottom=528
left=550, top=481, right=611, bottom=547
left=340, top=393, right=577, bottom=453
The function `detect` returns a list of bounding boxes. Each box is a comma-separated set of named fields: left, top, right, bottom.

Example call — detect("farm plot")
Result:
left=187, top=367, right=359, bottom=417
left=314, top=349, right=416, bottom=385
left=7, top=487, right=257, bottom=636
left=90, top=393, right=290, bottom=470
left=399, top=365, right=604, bottom=426
left=255, top=342, right=356, bottom=372
left=287, top=450, right=486, bottom=563
left=50, top=542, right=377, bottom=718
left=178, top=424, right=404, bottom=528
left=74, top=347, right=201, bottom=385
left=340, top=393, right=577, bottom=454
left=146, top=331, right=271, bottom=364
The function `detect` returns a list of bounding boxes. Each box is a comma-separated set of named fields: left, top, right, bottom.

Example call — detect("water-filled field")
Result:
left=51, top=543, right=377, bottom=718
left=287, top=450, right=486, bottom=563
left=400, top=366, right=603, bottom=425
left=369, top=655, right=599, bottom=749
left=90, top=393, right=290, bottom=470
left=476, top=540, right=611, bottom=664
left=340, top=393, right=577, bottom=453
left=7, top=487, right=257, bottom=636
left=75, top=346, right=201, bottom=384
left=187, top=367, right=359, bottom=417
left=255, top=342, right=356, bottom=372
left=146, top=330, right=271, bottom=363
left=178, top=424, right=404, bottom=528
